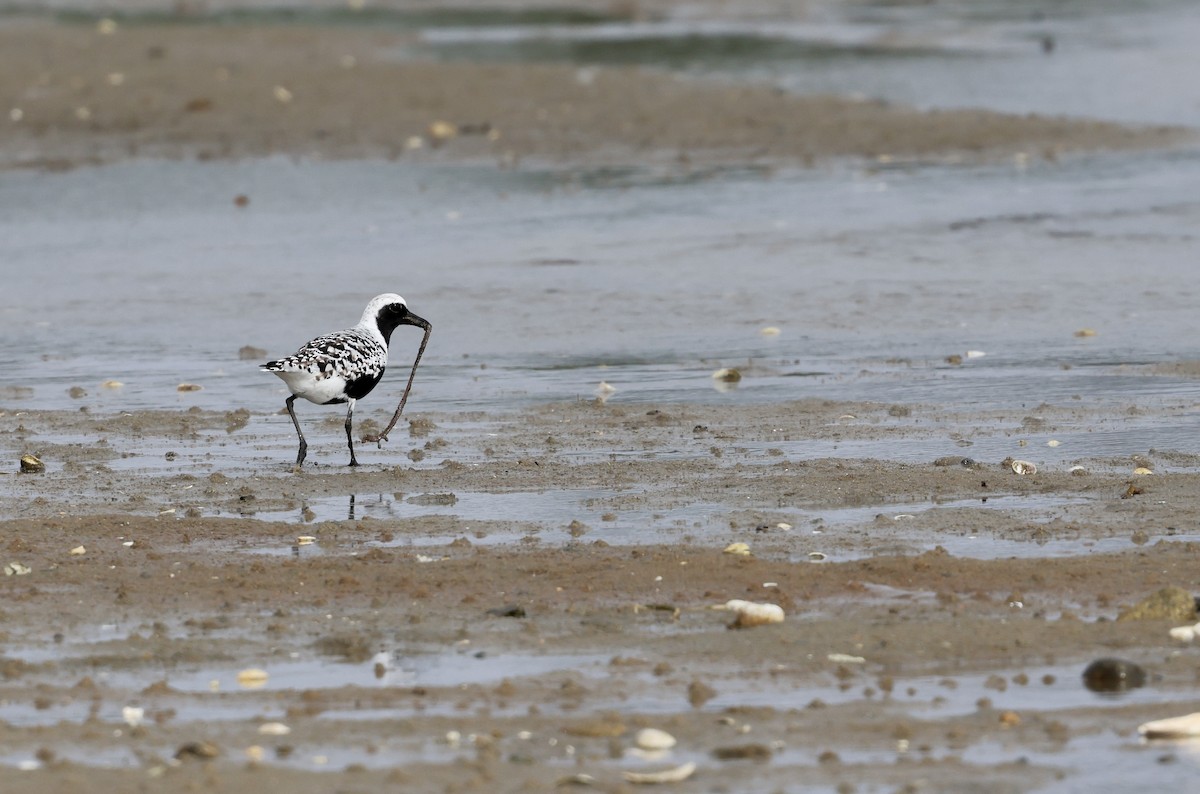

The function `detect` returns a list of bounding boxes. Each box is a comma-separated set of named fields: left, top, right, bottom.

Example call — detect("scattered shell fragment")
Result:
left=965, top=350, right=986, bottom=359
left=122, top=706, right=145, bottom=727
left=1074, top=328, right=1098, bottom=338
left=245, top=745, right=265, bottom=763
left=1009, top=459, right=1037, bottom=475
left=595, top=381, right=616, bottom=403
left=175, top=741, right=219, bottom=761
left=272, top=85, right=293, bottom=104
left=1121, top=482, right=1143, bottom=499
left=1047, top=439, right=1060, bottom=447
left=718, top=599, right=784, bottom=628
left=258, top=722, right=291, bottom=736
left=722, top=542, right=751, bottom=556
left=1133, top=467, right=1153, bottom=476
left=807, top=551, right=827, bottom=561
left=776, top=522, right=792, bottom=531
left=70, top=545, right=86, bottom=556
left=759, top=326, right=781, bottom=336
left=101, top=379, right=124, bottom=389
left=711, top=368, right=742, bottom=383
left=404, top=135, right=424, bottom=150
left=96, top=17, right=118, bottom=34
left=1168, top=624, right=1198, bottom=642
left=19, top=454, right=45, bottom=474
left=176, top=383, right=202, bottom=392
left=236, top=668, right=269, bottom=689
left=428, top=120, right=458, bottom=143
left=296, top=536, right=316, bottom=546
left=1139, top=712, right=1200, bottom=739
left=635, top=728, right=677, bottom=751
left=9, top=107, right=23, bottom=122
left=827, top=653, right=866, bottom=664
left=623, top=761, right=696, bottom=785
left=1069, top=465, right=1089, bottom=476
left=4, top=562, right=31, bottom=576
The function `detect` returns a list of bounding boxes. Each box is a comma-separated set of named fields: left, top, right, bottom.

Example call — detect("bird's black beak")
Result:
left=401, top=311, right=430, bottom=332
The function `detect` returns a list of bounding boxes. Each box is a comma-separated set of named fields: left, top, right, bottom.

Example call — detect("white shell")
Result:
left=623, top=761, right=696, bottom=784
left=723, top=542, right=751, bottom=556
left=1139, top=712, right=1200, bottom=739
left=720, top=599, right=785, bottom=628
left=635, top=728, right=677, bottom=751
left=237, top=668, right=269, bottom=689
left=1010, top=459, right=1037, bottom=475
left=827, top=653, right=866, bottom=664
left=258, top=722, right=292, bottom=736
left=1169, top=625, right=1196, bottom=642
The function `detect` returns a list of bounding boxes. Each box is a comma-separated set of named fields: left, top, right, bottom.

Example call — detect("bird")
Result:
left=261, top=293, right=431, bottom=467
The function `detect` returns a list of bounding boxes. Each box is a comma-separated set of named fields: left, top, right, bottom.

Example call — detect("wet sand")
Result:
left=0, top=20, right=1188, bottom=171
left=4, top=8, right=1200, bottom=793
left=4, top=397, right=1200, bottom=792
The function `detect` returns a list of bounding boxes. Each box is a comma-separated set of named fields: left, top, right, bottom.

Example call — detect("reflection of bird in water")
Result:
left=262, top=294, right=431, bottom=467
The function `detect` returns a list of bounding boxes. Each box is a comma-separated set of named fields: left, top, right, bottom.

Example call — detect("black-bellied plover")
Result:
left=262, top=293, right=431, bottom=467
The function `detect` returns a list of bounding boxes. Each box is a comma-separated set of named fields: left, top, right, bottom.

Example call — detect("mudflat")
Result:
left=3, top=395, right=1200, bottom=792
left=0, top=20, right=1187, bottom=171
left=3, top=8, right=1200, bottom=793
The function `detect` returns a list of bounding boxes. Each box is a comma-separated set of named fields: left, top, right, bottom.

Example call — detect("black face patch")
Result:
left=374, top=303, right=409, bottom=345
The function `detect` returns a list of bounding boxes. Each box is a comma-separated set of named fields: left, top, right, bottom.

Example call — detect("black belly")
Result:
left=338, top=369, right=385, bottom=403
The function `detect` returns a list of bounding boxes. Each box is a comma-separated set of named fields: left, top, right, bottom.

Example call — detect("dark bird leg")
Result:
left=345, top=398, right=359, bottom=466
left=286, top=395, right=307, bottom=468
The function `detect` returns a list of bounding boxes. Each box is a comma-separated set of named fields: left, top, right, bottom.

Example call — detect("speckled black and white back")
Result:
left=261, top=293, right=407, bottom=406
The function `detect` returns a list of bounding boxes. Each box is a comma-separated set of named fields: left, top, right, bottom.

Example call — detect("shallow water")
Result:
left=2, top=149, right=1200, bottom=425
left=417, top=0, right=1200, bottom=127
